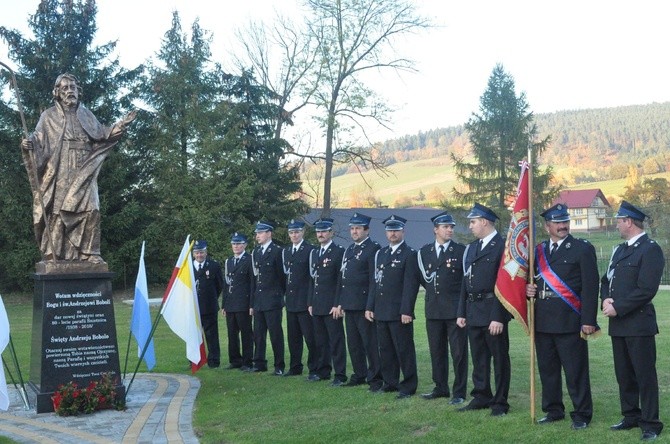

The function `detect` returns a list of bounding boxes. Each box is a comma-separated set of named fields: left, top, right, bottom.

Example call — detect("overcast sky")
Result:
left=2, top=0, right=669, bottom=142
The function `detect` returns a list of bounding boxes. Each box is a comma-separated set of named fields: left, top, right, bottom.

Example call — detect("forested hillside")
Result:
left=374, top=102, right=670, bottom=186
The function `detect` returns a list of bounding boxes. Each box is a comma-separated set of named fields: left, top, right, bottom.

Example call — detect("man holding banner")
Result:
left=526, top=204, right=599, bottom=430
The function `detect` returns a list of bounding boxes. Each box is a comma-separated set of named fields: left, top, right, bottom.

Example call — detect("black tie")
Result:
left=234, top=257, right=239, bottom=266
left=293, top=247, right=297, bottom=255
left=550, top=242, right=558, bottom=256
left=198, top=263, right=203, bottom=271
left=320, top=247, right=326, bottom=257
left=438, top=244, right=445, bottom=261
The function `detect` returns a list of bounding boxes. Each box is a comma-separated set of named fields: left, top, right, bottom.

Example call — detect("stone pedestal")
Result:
left=29, top=271, right=124, bottom=413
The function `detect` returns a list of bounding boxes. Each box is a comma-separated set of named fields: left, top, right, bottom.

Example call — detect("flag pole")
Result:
left=527, top=146, right=536, bottom=423
left=122, top=324, right=133, bottom=379
left=3, top=336, right=30, bottom=410
left=125, top=307, right=165, bottom=400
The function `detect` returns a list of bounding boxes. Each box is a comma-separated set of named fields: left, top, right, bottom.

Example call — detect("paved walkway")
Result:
left=0, top=373, right=200, bottom=443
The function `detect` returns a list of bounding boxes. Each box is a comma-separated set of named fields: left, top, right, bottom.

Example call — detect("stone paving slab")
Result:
left=0, top=373, right=200, bottom=444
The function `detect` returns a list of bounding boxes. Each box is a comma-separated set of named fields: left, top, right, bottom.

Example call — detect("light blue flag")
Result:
left=130, top=242, right=156, bottom=370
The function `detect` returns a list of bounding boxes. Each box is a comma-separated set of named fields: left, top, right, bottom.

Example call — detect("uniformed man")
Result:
left=525, top=204, right=599, bottom=430
left=192, top=240, right=224, bottom=368
left=418, top=211, right=467, bottom=405
left=335, top=212, right=383, bottom=390
left=308, top=218, right=348, bottom=386
left=249, top=220, right=286, bottom=375
left=601, top=201, right=664, bottom=441
left=365, top=215, right=420, bottom=399
left=456, top=203, right=511, bottom=416
left=282, top=219, right=317, bottom=377
left=222, top=232, right=255, bottom=371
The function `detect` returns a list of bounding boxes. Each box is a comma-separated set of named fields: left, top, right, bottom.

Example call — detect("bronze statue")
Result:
left=21, top=73, right=136, bottom=267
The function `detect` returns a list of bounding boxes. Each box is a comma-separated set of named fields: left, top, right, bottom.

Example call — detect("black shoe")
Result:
left=448, top=397, right=465, bottom=405
left=343, top=380, right=366, bottom=387
left=273, top=369, right=284, bottom=376
left=208, top=363, right=220, bottom=368
left=421, top=391, right=449, bottom=400
left=611, top=420, right=638, bottom=431
left=239, top=365, right=252, bottom=372
left=538, top=416, right=564, bottom=425
left=641, top=431, right=658, bottom=441
left=571, top=421, right=588, bottom=430
left=396, top=392, right=412, bottom=399
left=368, top=382, right=384, bottom=392
left=380, top=384, right=398, bottom=393
left=246, top=366, right=267, bottom=373
left=331, top=379, right=346, bottom=387
left=283, top=370, right=302, bottom=377
left=307, top=374, right=330, bottom=382
left=458, top=402, right=487, bottom=412
left=490, top=409, right=507, bottom=417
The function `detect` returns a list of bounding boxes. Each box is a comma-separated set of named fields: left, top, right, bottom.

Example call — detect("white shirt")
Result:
left=480, top=230, right=498, bottom=249
left=435, top=240, right=451, bottom=258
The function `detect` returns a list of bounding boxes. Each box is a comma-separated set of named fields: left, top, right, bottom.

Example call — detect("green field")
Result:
left=3, top=288, right=670, bottom=443
left=325, top=157, right=670, bottom=208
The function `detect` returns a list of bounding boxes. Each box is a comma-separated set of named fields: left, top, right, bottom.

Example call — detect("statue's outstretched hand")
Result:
left=21, top=138, right=33, bottom=150
left=120, top=109, right=137, bottom=128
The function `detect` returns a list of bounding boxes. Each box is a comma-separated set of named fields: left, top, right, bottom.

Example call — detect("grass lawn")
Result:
left=3, top=289, right=670, bottom=443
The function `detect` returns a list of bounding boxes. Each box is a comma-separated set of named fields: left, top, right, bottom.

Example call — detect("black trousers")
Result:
left=536, top=331, right=592, bottom=422
left=426, top=318, right=468, bottom=398
left=252, top=308, right=285, bottom=372
left=201, top=313, right=220, bottom=366
left=312, top=314, right=347, bottom=381
left=286, top=310, right=317, bottom=375
left=612, top=335, right=663, bottom=434
left=467, top=325, right=510, bottom=412
left=345, top=310, right=382, bottom=386
left=225, top=310, right=253, bottom=367
left=376, top=320, right=417, bottom=395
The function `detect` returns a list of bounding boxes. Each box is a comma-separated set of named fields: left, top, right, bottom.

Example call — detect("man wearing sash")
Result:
left=249, top=221, right=286, bottom=375
left=282, top=220, right=317, bottom=377
left=456, top=203, right=510, bottom=416
left=601, top=201, right=664, bottom=441
left=335, top=213, right=383, bottom=390
left=222, top=233, right=255, bottom=371
left=418, top=211, right=467, bottom=404
left=365, top=215, right=421, bottom=399
left=525, top=204, right=599, bottom=430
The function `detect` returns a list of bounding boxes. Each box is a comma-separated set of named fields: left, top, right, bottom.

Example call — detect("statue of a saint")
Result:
left=21, top=73, right=136, bottom=266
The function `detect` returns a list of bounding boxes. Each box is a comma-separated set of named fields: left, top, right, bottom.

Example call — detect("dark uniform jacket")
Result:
left=367, top=241, right=421, bottom=321
left=222, top=252, right=255, bottom=313
left=251, top=241, right=286, bottom=312
left=600, top=234, right=664, bottom=337
left=418, top=241, right=466, bottom=320
left=308, top=243, right=345, bottom=316
left=283, top=241, right=315, bottom=313
left=457, top=232, right=510, bottom=327
left=534, top=235, right=599, bottom=334
left=194, top=258, right=224, bottom=315
left=336, top=237, right=381, bottom=310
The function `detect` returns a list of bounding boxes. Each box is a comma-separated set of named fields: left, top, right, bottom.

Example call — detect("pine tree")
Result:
left=452, top=64, right=555, bottom=220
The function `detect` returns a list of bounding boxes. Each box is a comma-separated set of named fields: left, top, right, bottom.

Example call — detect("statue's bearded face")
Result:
left=57, top=78, right=79, bottom=107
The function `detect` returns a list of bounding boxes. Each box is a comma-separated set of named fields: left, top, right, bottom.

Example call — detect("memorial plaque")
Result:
left=29, top=272, right=124, bottom=413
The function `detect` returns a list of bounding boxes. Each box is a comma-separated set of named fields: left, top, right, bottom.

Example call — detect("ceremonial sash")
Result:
left=535, top=244, right=582, bottom=314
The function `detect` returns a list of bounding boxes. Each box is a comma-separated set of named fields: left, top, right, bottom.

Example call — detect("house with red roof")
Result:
left=552, top=189, right=611, bottom=232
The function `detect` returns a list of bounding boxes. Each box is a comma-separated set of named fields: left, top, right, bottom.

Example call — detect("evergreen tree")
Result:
left=452, top=64, right=555, bottom=221
left=0, top=0, right=141, bottom=291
